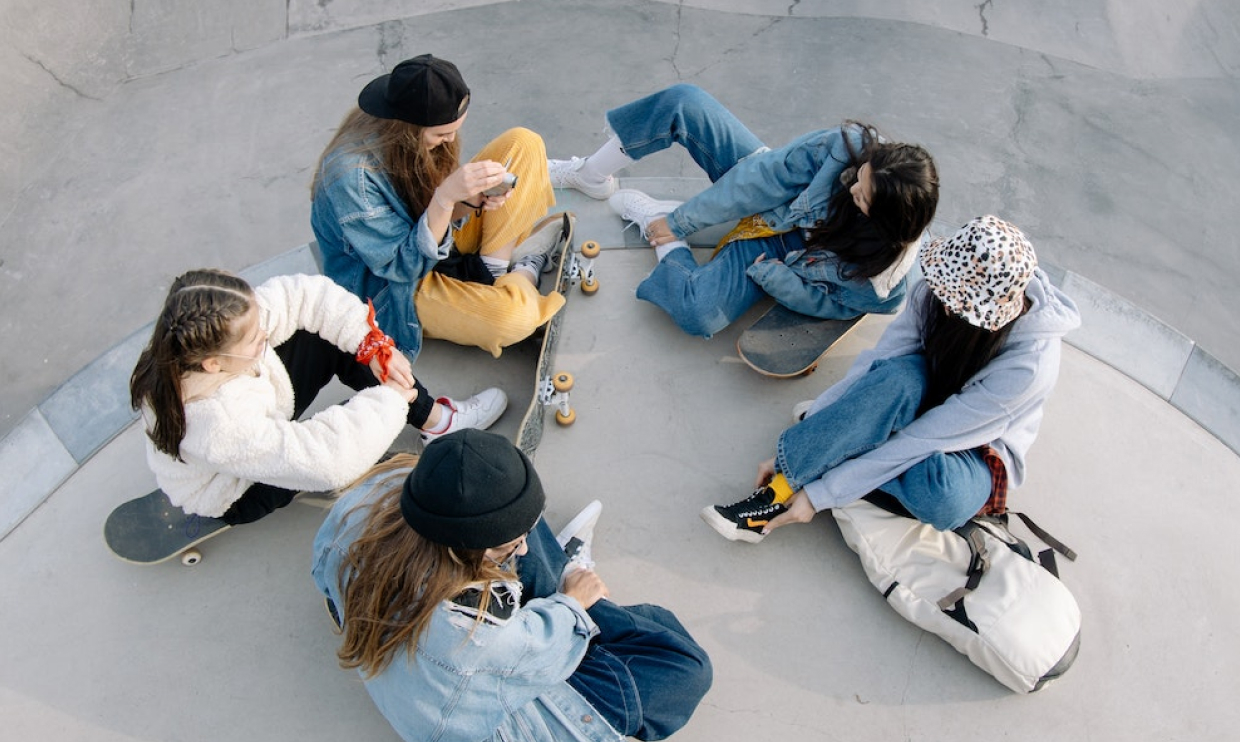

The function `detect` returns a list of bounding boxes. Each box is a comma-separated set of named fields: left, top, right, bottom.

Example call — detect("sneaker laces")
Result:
left=723, top=487, right=785, bottom=519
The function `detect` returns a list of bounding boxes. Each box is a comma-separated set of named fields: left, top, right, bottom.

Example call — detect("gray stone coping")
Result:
left=3, top=194, right=1237, bottom=541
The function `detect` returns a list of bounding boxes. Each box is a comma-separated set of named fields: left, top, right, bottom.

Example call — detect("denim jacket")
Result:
left=665, top=124, right=864, bottom=240
left=312, top=476, right=623, bottom=742
left=745, top=247, right=908, bottom=319
left=311, top=144, right=454, bottom=359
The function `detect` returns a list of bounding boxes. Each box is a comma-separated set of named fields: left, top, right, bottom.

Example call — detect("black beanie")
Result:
left=358, top=54, right=470, bottom=127
left=400, top=430, right=545, bottom=549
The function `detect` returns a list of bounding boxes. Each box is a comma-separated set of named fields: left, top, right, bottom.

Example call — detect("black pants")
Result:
left=221, top=331, right=434, bottom=525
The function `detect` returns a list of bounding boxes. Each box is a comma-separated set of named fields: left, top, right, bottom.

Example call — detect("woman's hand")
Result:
left=435, top=160, right=509, bottom=205
left=645, top=217, right=676, bottom=246
left=562, top=567, right=609, bottom=609
left=479, top=189, right=510, bottom=211
left=371, top=352, right=415, bottom=390
left=382, top=376, right=419, bottom=403
left=762, top=490, right=816, bottom=535
left=754, top=457, right=777, bottom=489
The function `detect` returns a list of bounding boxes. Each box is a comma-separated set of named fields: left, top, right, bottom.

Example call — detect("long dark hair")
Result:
left=129, top=269, right=255, bottom=459
left=918, top=292, right=1017, bottom=413
left=312, top=107, right=461, bottom=217
left=806, top=122, right=939, bottom=280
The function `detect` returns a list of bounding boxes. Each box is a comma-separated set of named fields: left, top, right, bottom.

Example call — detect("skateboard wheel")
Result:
left=181, top=550, right=202, bottom=566
left=555, top=408, right=577, bottom=426
left=581, top=277, right=599, bottom=295
left=552, top=372, right=574, bottom=393
left=580, top=240, right=601, bottom=259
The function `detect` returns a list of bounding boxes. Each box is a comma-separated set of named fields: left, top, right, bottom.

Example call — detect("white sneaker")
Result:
left=548, top=157, right=617, bottom=200
left=420, top=388, right=508, bottom=443
left=556, top=499, right=602, bottom=572
left=608, top=189, right=683, bottom=240
left=792, top=399, right=815, bottom=423
left=511, top=212, right=574, bottom=273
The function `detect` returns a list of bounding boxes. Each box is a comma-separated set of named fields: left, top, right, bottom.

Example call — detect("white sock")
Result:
left=511, top=264, right=539, bottom=282
left=580, top=135, right=633, bottom=180
left=424, top=405, right=453, bottom=433
left=481, top=255, right=509, bottom=279
left=655, top=240, right=690, bottom=261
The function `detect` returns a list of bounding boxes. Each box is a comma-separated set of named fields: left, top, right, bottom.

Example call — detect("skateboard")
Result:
left=104, top=489, right=231, bottom=566
left=515, top=214, right=600, bottom=456
left=737, top=303, right=864, bottom=378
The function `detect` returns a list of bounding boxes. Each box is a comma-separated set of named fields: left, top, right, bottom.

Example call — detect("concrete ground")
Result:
left=2, top=1, right=1239, bottom=740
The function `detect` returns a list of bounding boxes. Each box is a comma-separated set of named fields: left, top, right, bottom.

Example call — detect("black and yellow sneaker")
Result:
left=699, top=476, right=793, bottom=545
left=700, top=480, right=793, bottom=544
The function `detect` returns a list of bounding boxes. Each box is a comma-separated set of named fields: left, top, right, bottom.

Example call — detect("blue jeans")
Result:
left=607, top=84, right=791, bottom=338
left=519, top=520, right=712, bottom=740
left=776, top=354, right=992, bottom=531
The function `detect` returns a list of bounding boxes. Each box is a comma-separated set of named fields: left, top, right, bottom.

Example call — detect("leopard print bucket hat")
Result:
left=920, top=215, right=1037, bottom=331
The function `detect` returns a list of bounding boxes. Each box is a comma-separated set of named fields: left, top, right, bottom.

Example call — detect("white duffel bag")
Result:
left=832, top=494, right=1081, bottom=693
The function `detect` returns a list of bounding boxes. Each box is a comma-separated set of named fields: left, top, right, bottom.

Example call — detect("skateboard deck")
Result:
left=737, top=304, right=864, bottom=378
left=104, top=489, right=231, bottom=566
left=515, top=214, right=597, bottom=456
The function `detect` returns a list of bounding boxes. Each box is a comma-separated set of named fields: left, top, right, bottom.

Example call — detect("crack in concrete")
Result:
left=21, top=53, right=101, bottom=101
left=787, top=0, right=802, bottom=16
left=376, top=20, right=405, bottom=67
left=669, top=1, right=685, bottom=79
left=976, top=0, right=993, bottom=37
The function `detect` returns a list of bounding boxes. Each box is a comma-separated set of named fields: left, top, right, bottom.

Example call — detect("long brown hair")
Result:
left=311, top=107, right=461, bottom=216
left=807, top=122, right=939, bottom=280
left=335, top=455, right=515, bottom=678
left=129, top=269, right=255, bottom=460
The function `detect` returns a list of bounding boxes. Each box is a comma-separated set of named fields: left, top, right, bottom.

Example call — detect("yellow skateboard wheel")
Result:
left=580, top=240, right=601, bottom=259
left=553, top=372, right=574, bottom=392
left=181, top=550, right=202, bottom=566
left=581, top=277, right=599, bottom=295
left=555, top=408, right=577, bottom=426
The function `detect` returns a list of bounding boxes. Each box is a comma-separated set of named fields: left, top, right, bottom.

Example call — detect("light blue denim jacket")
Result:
left=745, top=248, right=908, bottom=319
left=312, top=475, right=622, bottom=742
left=664, top=125, right=863, bottom=240
left=311, top=144, right=454, bottom=359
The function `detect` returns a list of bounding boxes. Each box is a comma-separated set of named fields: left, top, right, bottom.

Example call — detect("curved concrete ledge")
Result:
left=3, top=189, right=1239, bottom=541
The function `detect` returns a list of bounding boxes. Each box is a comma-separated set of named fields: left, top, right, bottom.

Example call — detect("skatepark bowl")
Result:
left=2, top=2, right=1239, bottom=740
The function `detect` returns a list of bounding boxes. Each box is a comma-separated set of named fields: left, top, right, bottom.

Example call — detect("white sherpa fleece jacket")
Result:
left=144, top=274, right=409, bottom=518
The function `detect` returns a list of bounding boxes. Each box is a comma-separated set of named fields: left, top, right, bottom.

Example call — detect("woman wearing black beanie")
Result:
left=312, top=430, right=712, bottom=741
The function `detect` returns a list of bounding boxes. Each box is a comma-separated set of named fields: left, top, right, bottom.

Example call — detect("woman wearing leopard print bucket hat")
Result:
left=702, top=215, right=1081, bottom=541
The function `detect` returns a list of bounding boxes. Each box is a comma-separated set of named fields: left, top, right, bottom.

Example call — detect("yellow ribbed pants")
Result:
left=415, top=127, right=565, bottom=357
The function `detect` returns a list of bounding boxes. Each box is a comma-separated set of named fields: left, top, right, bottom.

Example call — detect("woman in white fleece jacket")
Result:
left=129, top=269, right=506, bottom=524
left=702, top=216, right=1081, bottom=540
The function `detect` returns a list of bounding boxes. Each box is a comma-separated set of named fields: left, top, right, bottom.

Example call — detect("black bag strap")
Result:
left=861, top=490, right=914, bottom=518
left=1011, top=511, right=1078, bottom=562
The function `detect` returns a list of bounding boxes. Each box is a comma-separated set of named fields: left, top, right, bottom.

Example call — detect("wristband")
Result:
left=355, top=299, right=396, bottom=382
left=433, top=194, right=455, bottom=212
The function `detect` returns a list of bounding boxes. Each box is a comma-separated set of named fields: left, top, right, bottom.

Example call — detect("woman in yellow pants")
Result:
left=312, top=54, right=566, bottom=361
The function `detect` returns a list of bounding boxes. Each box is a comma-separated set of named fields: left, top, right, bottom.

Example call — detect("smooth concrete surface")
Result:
left=3, top=1, right=1240, bottom=740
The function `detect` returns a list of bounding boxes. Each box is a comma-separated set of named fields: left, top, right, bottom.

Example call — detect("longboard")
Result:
left=737, top=304, right=864, bottom=378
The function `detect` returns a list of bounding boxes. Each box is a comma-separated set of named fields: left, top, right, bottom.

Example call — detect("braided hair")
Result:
left=129, top=269, right=255, bottom=459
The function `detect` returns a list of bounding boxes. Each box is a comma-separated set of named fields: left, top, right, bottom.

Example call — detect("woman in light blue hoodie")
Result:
left=701, top=216, right=1081, bottom=539
left=548, top=84, right=939, bottom=337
